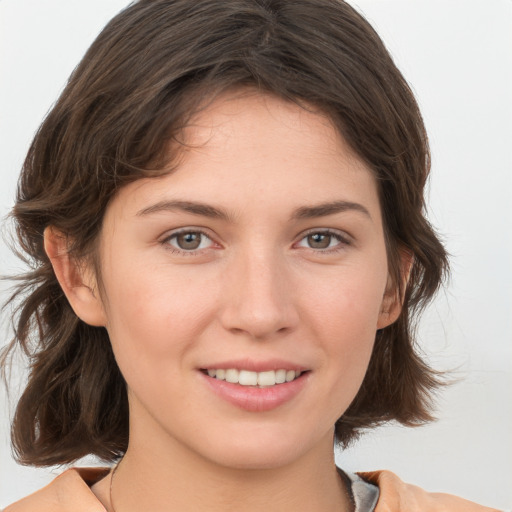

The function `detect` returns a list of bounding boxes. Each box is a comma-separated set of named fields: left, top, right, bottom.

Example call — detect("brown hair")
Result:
left=1, top=0, right=448, bottom=465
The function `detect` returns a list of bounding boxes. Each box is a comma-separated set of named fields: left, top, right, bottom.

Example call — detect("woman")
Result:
left=0, top=1, right=503, bottom=510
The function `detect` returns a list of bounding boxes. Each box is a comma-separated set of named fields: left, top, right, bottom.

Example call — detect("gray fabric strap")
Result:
left=343, top=471, right=380, bottom=512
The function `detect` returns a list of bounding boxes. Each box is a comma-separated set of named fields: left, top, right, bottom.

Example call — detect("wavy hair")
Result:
left=1, top=0, right=448, bottom=465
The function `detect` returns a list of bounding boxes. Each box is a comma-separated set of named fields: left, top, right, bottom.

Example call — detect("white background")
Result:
left=0, top=0, right=511, bottom=509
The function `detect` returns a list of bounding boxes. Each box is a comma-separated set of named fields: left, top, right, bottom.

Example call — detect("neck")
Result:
left=108, top=434, right=351, bottom=512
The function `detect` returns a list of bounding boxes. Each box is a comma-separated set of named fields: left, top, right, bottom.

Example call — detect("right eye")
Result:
left=164, top=230, right=214, bottom=253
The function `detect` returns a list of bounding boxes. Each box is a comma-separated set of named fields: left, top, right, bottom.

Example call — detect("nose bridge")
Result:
left=221, top=241, right=297, bottom=339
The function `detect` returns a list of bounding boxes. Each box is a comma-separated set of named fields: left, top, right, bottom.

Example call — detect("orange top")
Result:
left=3, top=467, right=501, bottom=512
left=4, top=468, right=110, bottom=512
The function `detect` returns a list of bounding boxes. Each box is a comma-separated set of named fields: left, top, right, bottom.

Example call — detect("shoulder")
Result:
left=359, top=470, right=502, bottom=512
left=3, top=468, right=110, bottom=512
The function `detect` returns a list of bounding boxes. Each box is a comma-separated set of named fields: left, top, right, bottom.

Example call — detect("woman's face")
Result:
left=92, top=91, right=398, bottom=469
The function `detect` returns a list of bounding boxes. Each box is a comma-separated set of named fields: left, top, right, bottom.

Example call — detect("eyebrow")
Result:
left=137, top=200, right=232, bottom=221
left=137, top=199, right=371, bottom=222
left=291, top=200, right=371, bottom=221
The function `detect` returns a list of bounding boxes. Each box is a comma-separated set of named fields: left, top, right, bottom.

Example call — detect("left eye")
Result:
left=297, top=232, right=345, bottom=250
left=166, top=231, right=213, bottom=251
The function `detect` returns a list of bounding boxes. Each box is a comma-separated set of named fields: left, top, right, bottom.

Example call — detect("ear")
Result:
left=44, top=226, right=106, bottom=327
left=377, top=249, right=413, bottom=329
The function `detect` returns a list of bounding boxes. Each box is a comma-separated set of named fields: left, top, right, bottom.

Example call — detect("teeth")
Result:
left=258, top=370, right=275, bottom=386
left=286, top=370, right=296, bottom=382
left=225, top=369, right=239, bottom=383
left=206, top=368, right=303, bottom=387
left=275, top=369, right=286, bottom=384
left=239, top=370, right=257, bottom=386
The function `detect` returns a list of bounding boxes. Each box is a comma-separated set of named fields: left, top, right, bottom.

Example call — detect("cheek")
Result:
left=320, top=290, right=378, bottom=379
left=303, top=262, right=387, bottom=398
left=305, top=260, right=387, bottom=338
left=101, top=262, right=218, bottom=363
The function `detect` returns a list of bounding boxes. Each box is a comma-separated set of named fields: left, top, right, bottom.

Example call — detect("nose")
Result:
left=219, top=248, right=299, bottom=340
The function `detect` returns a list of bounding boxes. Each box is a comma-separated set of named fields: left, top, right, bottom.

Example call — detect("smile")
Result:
left=204, top=368, right=303, bottom=387
left=200, top=366, right=310, bottom=412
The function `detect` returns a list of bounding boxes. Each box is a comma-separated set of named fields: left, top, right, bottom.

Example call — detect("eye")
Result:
left=164, top=230, right=214, bottom=252
left=296, top=230, right=350, bottom=251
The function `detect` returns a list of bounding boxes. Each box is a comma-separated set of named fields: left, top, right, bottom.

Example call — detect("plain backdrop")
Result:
left=0, top=0, right=511, bottom=509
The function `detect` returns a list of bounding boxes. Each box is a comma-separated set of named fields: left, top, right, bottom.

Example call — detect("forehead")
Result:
left=105, top=89, right=381, bottom=225
left=179, top=89, right=352, bottom=164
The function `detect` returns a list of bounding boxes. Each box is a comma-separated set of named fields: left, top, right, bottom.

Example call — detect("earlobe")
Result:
left=377, top=249, right=414, bottom=329
left=44, top=226, right=106, bottom=327
left=376, top=287, right=401, bottom=329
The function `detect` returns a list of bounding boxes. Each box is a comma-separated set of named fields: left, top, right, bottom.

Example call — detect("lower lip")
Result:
left=200, top=372, right=309, bottom=412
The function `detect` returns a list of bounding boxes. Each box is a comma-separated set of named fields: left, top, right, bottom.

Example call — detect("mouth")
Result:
left=200, top=368, right=306, bottom=387
left=199, top=365, right=310, bottom=412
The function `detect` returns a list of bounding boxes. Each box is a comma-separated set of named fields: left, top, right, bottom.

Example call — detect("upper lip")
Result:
left=199, top=359, right=308, bottom=373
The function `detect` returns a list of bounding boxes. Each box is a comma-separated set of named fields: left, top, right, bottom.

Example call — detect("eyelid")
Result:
left=160, top=227, right=220, bottom=254
left=294, top=228, right=353, bottom=251
left=158, top=226, right=352, bottom=255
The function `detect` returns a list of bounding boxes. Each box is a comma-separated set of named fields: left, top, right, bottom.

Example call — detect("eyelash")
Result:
left=161, top=228, right=351, bottom=256
left=161, top=229, right=216, bottom=256
left=296, top=229, right=352, bottom=254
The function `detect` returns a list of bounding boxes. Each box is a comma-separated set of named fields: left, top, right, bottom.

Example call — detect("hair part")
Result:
left=2, top=0, right=448, bottom=465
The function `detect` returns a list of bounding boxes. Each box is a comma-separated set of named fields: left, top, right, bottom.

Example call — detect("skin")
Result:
left=45, top=90, right=410, bottom=512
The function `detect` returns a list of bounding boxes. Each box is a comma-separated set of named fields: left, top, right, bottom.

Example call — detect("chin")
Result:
left=204, top=445, right=305, bottom=471
left=191, top=424, right=332, bottom=472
